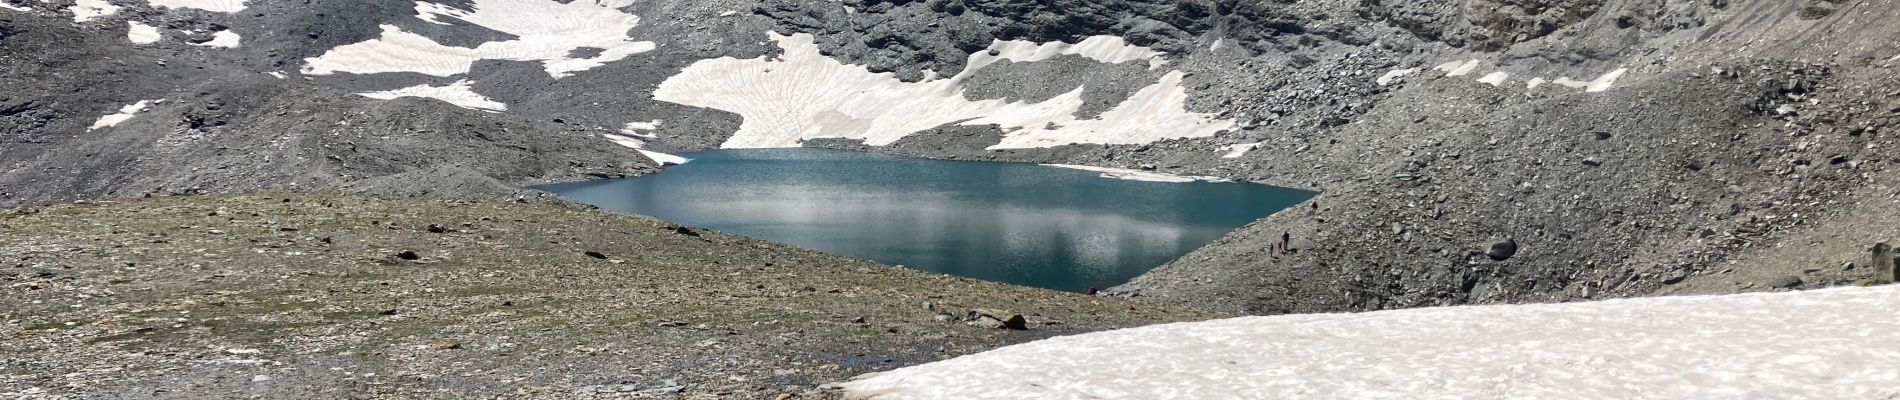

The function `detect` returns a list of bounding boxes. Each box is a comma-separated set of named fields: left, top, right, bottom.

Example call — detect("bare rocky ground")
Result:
left=0, top=194, right=1214, bottom=399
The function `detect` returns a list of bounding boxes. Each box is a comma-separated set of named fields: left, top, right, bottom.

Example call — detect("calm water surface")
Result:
left=539, top=149, right=1311, bottom=292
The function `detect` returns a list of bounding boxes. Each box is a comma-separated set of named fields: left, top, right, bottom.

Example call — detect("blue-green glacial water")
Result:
left=539, top=149, right=1311, bottom=292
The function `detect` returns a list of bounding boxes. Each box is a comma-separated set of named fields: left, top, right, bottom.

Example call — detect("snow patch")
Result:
left=89, top=100, right=156, bottom=131
left=146, top=0, right=246, bottom=13
left=1476, top=71, right=1509, bottom=86
left=620, top=120, right=663, bottom=138
left=1551, top=67, right=1628, bottom=92
left=190, top=29, right=241, bottom=48
left=654, top=32, right=1230, bottom=150
left=302, top=0, right=655, bottom=78
left=1375, top=68, right=1418, bottom=86
left=637, top=150, right=689, bottom=166
left=839, top=285, right=1900, bottom=400
left=1433, top=59, right=1481, bottom=77
left=70, top=0, right=118, bottom=22
left=622, top=119, right=662, bottom=132
left=600, top=133, right=688, bottom=166
left=1526, top=77, right=1548, bottom=89
left=1217, top=142, right=1259, bottom=159
left=358, top=80, right=507, bottom=112
left=1041, top=164, right=1224, bottom=183
left=0, top=2, right=29, bottom=12
left=970, top=35, right=1169, bottom=72
left=126, top=21, right=161, bottom=44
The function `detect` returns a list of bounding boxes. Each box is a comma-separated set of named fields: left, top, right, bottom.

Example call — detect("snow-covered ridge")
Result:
left=302, top=0, right=654, bottom=78
left=654, top=32, right=1233, bottom=150
left=839, top=285, right=1900, bottom=399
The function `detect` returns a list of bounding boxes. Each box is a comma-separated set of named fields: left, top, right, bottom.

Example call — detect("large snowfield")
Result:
left=839, top=285, right=1900, bottom=399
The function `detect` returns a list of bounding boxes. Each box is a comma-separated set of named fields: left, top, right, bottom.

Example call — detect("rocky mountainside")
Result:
left=3, top=0, right=1898, bottom=317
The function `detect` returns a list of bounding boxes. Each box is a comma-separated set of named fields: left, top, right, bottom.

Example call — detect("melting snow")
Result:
left=302, top=0, right=655, bottom=78
left=839, top=285, right=1900, bottom=400
left=1217, top=142, right=1260, bottom=159
left=1375, top=68, right=1418, bottom=86
left=654, top=32, right=1231, bottom=150
left=126, top=21, right=161, bottom=44
left=969, top=35, right=1169, bottom=72
left=1476, top=71, right=1509, bottom=86
left=89, top=100, right=156, bottom=131
left=600, top=133, right=688, bottom=166
left=620, top=120, right=663, bottom=138
left=146, top=0, right=246, bottom=12
left=69, top=0, right=118, bottom=22
left=1552, top=68, right=1630, bottom=92
left=358, top=80, right=507, bottom=112
left=637, top=150, right=689, bottom=166
left=1041, top=164, right=1224, bottom=183
left=622, top=119, right=662, bottom=132
left=190, top=29, right=241, bottom=48
left=1421, top=60, right=1627, bottom=92
left=1433, top=59, right=1481, bottom=77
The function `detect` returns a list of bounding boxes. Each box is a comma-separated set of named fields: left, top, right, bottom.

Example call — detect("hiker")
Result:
left=1279, top=231, right=1291, bottom=254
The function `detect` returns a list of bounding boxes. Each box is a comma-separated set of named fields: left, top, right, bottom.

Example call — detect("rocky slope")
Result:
left=3, top=0, right=1898, bottom=317
left=0, top=194, right=1211, bottom=399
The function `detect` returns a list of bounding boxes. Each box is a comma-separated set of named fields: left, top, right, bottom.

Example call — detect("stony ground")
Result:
left=0, top=194, right=1215, bottom=399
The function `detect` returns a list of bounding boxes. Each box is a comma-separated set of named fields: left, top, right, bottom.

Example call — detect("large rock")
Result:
left=1486, top=239, right=1519, bottom=261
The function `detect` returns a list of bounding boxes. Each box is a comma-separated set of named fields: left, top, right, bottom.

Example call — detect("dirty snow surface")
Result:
left=654, top=33, right=1233, bottom=150
left=839, top=286, right=1900, bottom=400
left=302, top=0, right=654, bottom=78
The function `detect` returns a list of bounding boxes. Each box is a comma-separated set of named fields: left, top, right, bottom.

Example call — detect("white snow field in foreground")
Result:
left=654, top=32, right=1233, bottom=150
left=302, top=0, right=654, bottom=78
left=839, top=285, right=1900, bottom=400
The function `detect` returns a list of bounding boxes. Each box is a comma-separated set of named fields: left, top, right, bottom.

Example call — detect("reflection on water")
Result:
left=538, top=149, right=1311, bottom=292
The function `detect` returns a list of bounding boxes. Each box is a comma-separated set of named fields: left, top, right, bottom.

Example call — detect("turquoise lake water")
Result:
left=538, top=149, right=1311, bottom=292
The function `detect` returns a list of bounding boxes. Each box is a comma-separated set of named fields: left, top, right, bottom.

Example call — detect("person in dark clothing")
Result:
left=1280, top=231, right=1291, bottom=254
